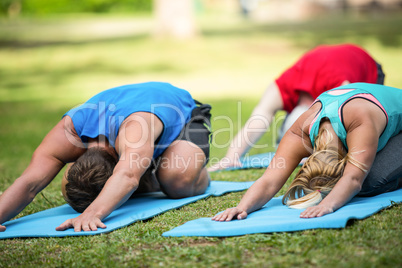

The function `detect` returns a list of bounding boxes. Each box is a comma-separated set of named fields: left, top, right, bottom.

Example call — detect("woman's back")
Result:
left=308, top=83, right=402, bottom=152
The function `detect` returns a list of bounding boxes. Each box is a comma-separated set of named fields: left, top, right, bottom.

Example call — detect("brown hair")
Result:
left=282, top=127, right=367, bottom=209
left=64, top=148, right=117, bottom=213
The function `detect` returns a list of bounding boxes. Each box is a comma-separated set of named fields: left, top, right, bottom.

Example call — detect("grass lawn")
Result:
left=0, top=12, right=401, bottom=267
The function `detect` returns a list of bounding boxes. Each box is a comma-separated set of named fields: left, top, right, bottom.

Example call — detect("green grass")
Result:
left=0, top=12, right=402, bottom=267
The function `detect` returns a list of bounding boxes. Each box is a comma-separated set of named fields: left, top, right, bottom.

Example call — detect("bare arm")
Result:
left=56, top=113, right=163, bottom=232
left=341, top=80, right=350, bottom=86
left=0, top=117, right=85, bottom=231
left=212, top=117, right=311, bottom=221
left=208, top=82, right=284, bottom=171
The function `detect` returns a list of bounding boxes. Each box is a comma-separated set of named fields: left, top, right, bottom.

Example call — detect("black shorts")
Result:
left=133, top=102, right=212, bottom=195
left=176, top=100, right=212, bottom=162
left=376, top=62, right=385, bottom=85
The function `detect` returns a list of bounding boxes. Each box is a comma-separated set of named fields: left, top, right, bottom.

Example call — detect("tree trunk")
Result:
left=153, top=0, right=197, bottom=39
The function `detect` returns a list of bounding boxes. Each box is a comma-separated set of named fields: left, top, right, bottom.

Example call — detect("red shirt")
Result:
left=275, top=44, right=378, bottom=113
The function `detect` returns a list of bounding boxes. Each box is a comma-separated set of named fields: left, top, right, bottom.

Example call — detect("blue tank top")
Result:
left=64, top=82, right=196, bottom=159
left=309, top=83, right=402, bottom=152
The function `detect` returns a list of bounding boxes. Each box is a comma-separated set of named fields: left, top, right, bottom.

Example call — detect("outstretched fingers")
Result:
left=211, top=207, right=247, bottom=222
left=55, top=217, right=107, bottom=232
left=55, top=219, right=74, bottom=231
left=300, top=205, right=334, bottom=218
left=91, top=219, right=106, bottom=231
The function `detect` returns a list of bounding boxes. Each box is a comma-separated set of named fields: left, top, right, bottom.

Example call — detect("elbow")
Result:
left=27, top=189, right=37, bottom=201
left=251, top=105, right=273, bottom=120
left=246, top=110, right=273, bottom=134
left=123, top=176, right=140, bottom=192
left=350, top=177, right=363, bottom=194
left=353, top=183, right=362, bottom=194
left=18, top=179, right=38, bottom=202
left=117, top=169, right=140, bottom=191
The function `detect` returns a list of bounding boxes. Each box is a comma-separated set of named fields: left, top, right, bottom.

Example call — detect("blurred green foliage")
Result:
left=0, top=0, right=152, bottom=16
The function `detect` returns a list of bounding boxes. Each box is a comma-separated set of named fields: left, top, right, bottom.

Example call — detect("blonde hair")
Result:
left=282, top=127, right=367, bottom=209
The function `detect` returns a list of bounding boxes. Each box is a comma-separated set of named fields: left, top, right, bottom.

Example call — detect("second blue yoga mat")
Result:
left=220, top=152, right=303, bottom=171
left=224, top=152, right=275, bottom=171
left=163, top=188, right=402, bottom=237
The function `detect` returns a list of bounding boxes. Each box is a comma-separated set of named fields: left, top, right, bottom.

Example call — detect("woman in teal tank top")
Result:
left=212, top=83, right=402, bottom=222
left=309, top=82, right=402, bottom=152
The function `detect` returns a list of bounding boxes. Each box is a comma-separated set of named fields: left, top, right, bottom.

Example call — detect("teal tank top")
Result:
left=64, top=82, right=196, bottom=159
left=309, top=83, right=402, bottom=152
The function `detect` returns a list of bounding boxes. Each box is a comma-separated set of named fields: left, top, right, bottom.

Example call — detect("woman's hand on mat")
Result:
left=56, top=213, right=106, bottom=232
left=0, top=224, right=6, bottom=232
left=299, top=205, right=334, bottom=218
left=211, top=207, right=248, bottom=221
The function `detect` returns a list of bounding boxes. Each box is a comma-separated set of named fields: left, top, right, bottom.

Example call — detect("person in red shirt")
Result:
left=209, top=44, right=385, bottom=171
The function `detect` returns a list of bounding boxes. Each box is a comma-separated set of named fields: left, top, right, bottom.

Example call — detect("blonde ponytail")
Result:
left=286, top=190, right=323, bottom=209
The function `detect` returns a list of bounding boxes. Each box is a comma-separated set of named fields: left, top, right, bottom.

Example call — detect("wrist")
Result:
left=82, top=205, right=106, bottom=220
left=319, top=199, right=336, bottom=213
left=226, top=151, right=243, bottom=162
left=237, top=204, right=249, bottom=214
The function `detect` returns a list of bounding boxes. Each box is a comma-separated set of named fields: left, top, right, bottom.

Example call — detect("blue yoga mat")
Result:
left=220, top=152, right=303, bottom=171
left=0, top=181, right=253, bottom=239
left=223, top=152, right=275, bottom=171
left=163, top=188, right=402, bottom=237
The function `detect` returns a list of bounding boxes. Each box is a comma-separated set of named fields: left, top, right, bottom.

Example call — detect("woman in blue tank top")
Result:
left=0, top=82, right=212, bottom=233
left=213, top=83, right=402, bottom=222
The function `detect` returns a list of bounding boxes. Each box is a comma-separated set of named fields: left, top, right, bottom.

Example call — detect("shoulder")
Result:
left=60, top=116, right=81, bottom=139
left=287, top=102, right=321, bottom=150
left=33, top=117, right=86, bottom=163
left=291, top=101, right=321, bottom=132
left=119, top=112, right=163, bottom=136
left=342, top=98, right=387, bottom=137
left=122, top=112, right=162, bottom=124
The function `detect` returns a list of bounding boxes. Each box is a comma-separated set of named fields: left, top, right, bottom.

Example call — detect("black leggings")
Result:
left=358, top=132, right=402, bottom=196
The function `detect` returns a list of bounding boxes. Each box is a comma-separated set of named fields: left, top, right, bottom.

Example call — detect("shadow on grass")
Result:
left=0, top=33, right=149, bottom=48
left=344, top=202, right=402, bottom=228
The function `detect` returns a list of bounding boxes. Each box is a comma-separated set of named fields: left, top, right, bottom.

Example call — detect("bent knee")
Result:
left=359, top=173, right=399, bottom=197
left=164, top=181, right=197, bottom=199
left=157, top=168, right=207, bottom=198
